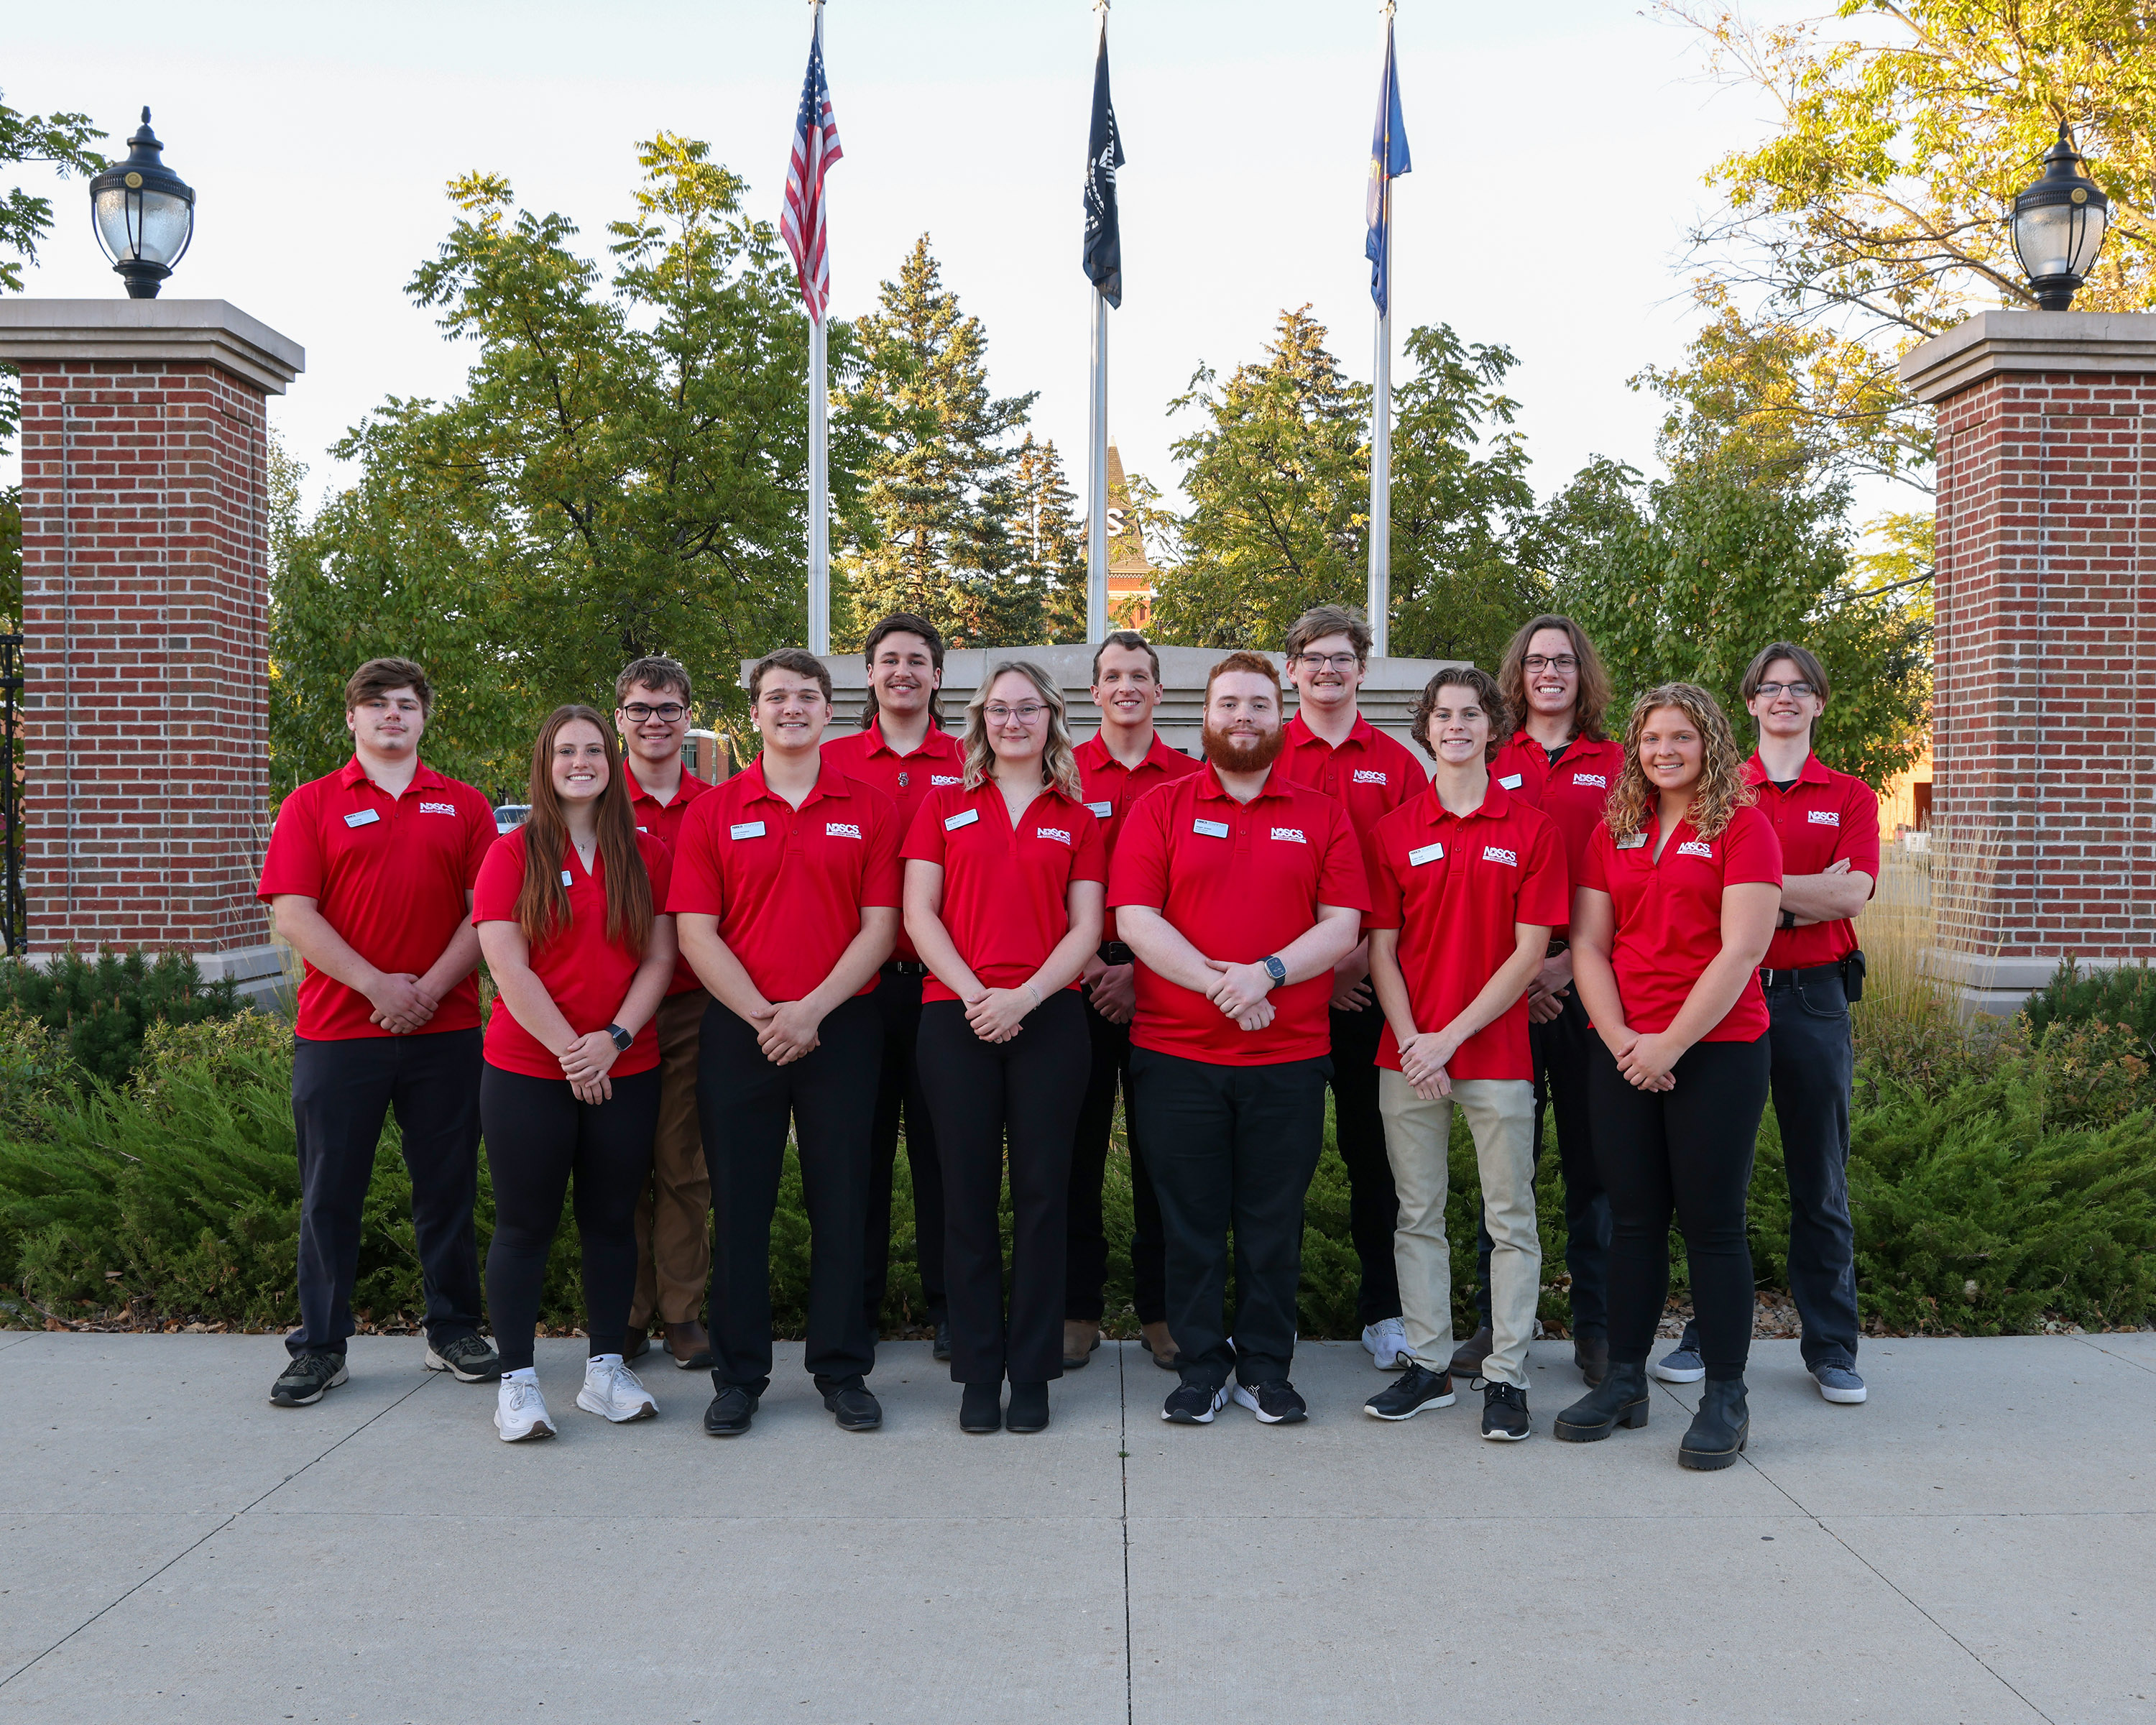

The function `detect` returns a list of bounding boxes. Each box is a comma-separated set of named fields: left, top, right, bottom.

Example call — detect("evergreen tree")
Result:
left=838, top=236, right=1040, bottom=647
left=1011, top=435, right=1087, bottom=643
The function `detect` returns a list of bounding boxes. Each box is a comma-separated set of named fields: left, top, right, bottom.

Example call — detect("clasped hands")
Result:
left=1606, top=1027, right=1680, bottom=1092
left=557, top=1029, right=620, bottom=1104
left=746, top=998, right=826, bottom=1067
left=1201, top=958, right=1276, bottom=1031
left=367, top=971, right=441, bottom=1036
left=1396, top=1028, right=1460, bottom=1101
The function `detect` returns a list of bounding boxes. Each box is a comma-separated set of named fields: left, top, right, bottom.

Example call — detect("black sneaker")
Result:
left=824, top=1384, right=883, bottom=1432
left=423, top=1333, right=501, bottom=1382
left=1161, top=1380, right=1230, bottom=1425
left=702, top=1385, right=760, bottom=1437
left=1481, top=1380, right=1532, bottom=1442
left=1233, top=1380, right=1307, bottom=1425
left=932, top=1320, right=953, bottom=1362
left=270, top=1353, right=347, bottom=1407
left=1363, top=1361, right=1455, bottom=1421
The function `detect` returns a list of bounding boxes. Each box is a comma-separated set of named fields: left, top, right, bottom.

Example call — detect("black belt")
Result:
left=1097, top=941, right=1135, bottom=967
left=881, top=960, right=929, bottom=978
left=1758, top=960, right=1847, bottom=990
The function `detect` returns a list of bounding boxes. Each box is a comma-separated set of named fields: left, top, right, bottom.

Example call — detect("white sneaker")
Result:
left=1362, top=1317, right=1411, bottom=1371
left=494, top=1376, right=555, bottom=1442
left=576, top=1356, right=658, bottom=1424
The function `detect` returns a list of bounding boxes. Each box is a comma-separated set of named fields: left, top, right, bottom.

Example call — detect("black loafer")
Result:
left=959, top=1381, right=1003, bottom=1432
left=1006, top=1381, right=1050, bottom=1433
left=702, top=1385, right=759, bottom=1437
left=824, top=1384, right=883, bottom=1432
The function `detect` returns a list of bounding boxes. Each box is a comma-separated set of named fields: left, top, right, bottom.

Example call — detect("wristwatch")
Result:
left=1260, top=955, right=1287, bottom=987
left=1778, top=909, right=1797, bottom=930
left=605, top=1023, right=634, bottom=1052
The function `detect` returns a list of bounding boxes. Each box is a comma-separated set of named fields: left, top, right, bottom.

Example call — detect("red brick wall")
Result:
left=1932, top=368, right=2156, bottom=963
left=15, top=359, right=272, bottom=955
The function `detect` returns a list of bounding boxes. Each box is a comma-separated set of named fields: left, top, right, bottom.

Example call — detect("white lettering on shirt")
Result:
left=1570, top=773, right=1608, bottom=789
left=1087, top=801, right=1114, bottom=819
left=1351, top=769, right=1389, bottom=786
left=1192, top=818, right=1230, bottom=840
left=729, top=821, right=767, bottom=841
left=1271, top=827, right=1307, bottom=845
left=1036, top=827, right=1072, bottom=846
left=1482, top=846, right=1519, bottom=868
left=1616, top=832, right=1648, bottom=850
left=418, top=801, right=458, bottom=815
left=944, top=809, right=980, bottom=832
left=343, top=809, right=382, bottom=829
left=931, top=774, right=963, bottom=786
left=1807, top=809, right=1841, bottom=826
left=1498, top=773, right=1524, bottom=790
left=1677, top=840, right=1714, bottom=859
left=825, top=822, right=862, bottom=840
left=1408, top=842, right=1445, bottom=867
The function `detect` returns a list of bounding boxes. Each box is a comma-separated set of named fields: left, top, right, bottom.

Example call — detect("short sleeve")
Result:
left=1839, top=779, right=1883, bottom=881
left=862, top=789, right=903, bottom=907
left=472, top=831, right=528, bottom=923
left=1517, top=814, right=1568, bottom=927
left=461, top=789, right=497, bottom=888
left=257, top=786, right=326, bottom=901
left=1314, top=800, right=1372, bottom=912
left=665, top=796, right=728, bottom=917
left=902, top=792, right=952, bottom=866
left=1071, top=800, right=1108, bottom=884
left=1106, top=790, right=1171, bottom=910
left=1723, top=806, right=1784, bottom=887
left=1578, top=824, right=1613, bottom=894
left=1363, top=842, right=1405, bottom=932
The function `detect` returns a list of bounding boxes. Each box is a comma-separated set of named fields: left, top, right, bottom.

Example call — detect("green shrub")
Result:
left=0, top=949, right=244, bottom=1088
left=2023, top=957, right=2156, bottom=1044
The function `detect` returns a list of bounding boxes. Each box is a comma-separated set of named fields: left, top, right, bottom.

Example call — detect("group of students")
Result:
left=259, top=602, right=1877, bottom=1470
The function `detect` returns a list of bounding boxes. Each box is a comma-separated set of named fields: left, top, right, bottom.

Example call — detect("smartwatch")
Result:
left=605, top=1023, right=634, bottom=1052
left=1260, top=955, right=1287, bottom=987
left=1777, top=909, right=1797, bottom=931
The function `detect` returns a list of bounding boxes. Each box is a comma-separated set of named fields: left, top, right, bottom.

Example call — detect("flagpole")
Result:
left=1087, top=288, right=1108, bottom=643
left=805, top=0, right=831, bottom=655
left=1367, top=1, right=1396, bottom=660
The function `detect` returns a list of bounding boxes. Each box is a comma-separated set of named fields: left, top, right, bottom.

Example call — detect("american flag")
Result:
left=782, top=14, right=843, bottom=324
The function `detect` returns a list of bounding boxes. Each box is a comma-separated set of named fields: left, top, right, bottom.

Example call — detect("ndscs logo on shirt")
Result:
left=1036, top=827, right=1072, bottom=846
left=1677, top=840, right=1714, bottom=859
left=824, top=822, right=862, bottom=840
left=1481, top=845, right=1518, bottom=868
left=1570, top=773, right=1608, bottom=789
left=931, top=774, right=963, bottom=787
left=1807, top=809, right=1841, bottom=827
left=1350, top=770, right=1389, bottom=786
left=1271, top=827, right=1307, bottom=844
left=418, top=801, right=458, bottom=816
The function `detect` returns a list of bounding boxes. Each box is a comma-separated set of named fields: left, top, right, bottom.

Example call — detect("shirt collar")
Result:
left=862, top=714, right=957, bottom=760
left=338, top=755, right=441, bottom=794
left=741, top=755, right=855, bottom=808
left=1079, top=730, right=1183, bottom=773
left=1422, top=776, right=1510, bottom=822
left=1286, top=710, right=1375, bottom=751
left=1195, top=760, right=1293, bottom=803
left=1744, top=751, right=1831, bottom=789
left=629, top=766, right=704, bottom=808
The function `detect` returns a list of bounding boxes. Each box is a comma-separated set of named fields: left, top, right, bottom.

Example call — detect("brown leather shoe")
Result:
left=665, top=1320, right=714, bottom=1371
left=622, top=1323, right=651, bottom=1363
left=1062, top=1318, right=1101, bottom=1370
left=1139, top=1320, right=1180, bottom=1371
left=1450, top=1325, right=1494, bottom=1377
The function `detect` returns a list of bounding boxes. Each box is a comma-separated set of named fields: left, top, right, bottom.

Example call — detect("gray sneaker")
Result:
left=1651, top=1343, right=1705, bottom=1384
left=424, top=1333, right=502, bottom=1382
left=270, top=1353, right=348, bottom=1407
left=1813, top=1363, right=1867, bottom=1404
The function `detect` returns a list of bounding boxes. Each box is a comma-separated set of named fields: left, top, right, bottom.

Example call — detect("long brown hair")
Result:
left=962, top=661, right=1084, bottom=801
left=1604, top=682, right=1754, bottom=843
left=515, top=704, right=655, bottom=952
left=1498, top=614, right=1612, bottom=743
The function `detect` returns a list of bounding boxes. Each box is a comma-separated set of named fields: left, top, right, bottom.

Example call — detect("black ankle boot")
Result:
left=1005, top=1381, right=1050, bottom=1433
left=959, top=1380, right=1003, bottom=1433
left=1552, top=1360, right=1649, bottom=1443
left=1680, top=1376, right=1749, bottom=1470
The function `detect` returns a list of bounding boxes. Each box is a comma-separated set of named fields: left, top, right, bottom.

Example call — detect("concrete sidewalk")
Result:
left=1, top=1330, right=2150, bottom=1724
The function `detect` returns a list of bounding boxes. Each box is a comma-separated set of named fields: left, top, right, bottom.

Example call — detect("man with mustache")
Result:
left=1110, top=653, right=1370, bottom=1425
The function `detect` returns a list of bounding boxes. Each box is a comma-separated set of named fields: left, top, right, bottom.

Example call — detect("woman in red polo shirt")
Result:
left=1557, top=682, right=1781, bottom=1471
left=473, top=705, right=677, bottom=1443
left=905, top=662, right=1105, bottom=1435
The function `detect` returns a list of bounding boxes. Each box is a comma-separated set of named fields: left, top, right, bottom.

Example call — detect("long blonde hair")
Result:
left=1603, top=682, right=1754, bottom=842
left=963, top=661, right=1084, bottom=801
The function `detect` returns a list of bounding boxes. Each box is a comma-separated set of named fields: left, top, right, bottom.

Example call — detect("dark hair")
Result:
left=1091, top=629, right=1161, bottom=684
left=345, top=656, right=432, bottom=719
left=1497, top=613, right=1612, bottom=743
left=1741, top=640, right=1830, bottom=706
left=515, top=705, right=654, bottom=954
left=862, top=612, right=946, bottom=724
left=748, top=647, right=834, bottom=705
left=615, top=655, right=692, bottom=708
left=1284, top=604, right=1373, bottom=664
left=1409, top=666, right=1510, bottom=764
left=1204, top=650, right=1284, bottom=703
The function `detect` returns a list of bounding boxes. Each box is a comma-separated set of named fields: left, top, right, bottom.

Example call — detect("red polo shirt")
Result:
left=1279, top=711, right=1424, bottom=848
left=1491, top=730, right=1625, bottom=913
left=1578, top=804, right=1782, bottom=1043
left=903, top=782, right=1108, bottom=1005
left=1746, top=753, right=1881, bottom=970
left=472, top=829, right=675, bottom=1079
left=665, top=757, right=901, bottom=1006
left=823, top=716, right=967, bottom=961
left=1107, top=763, right=1370, bottom=1066
left=1365, top=782, right=1567, bottom=1081
left=629, top=765, right=714, bottom=995
left=258, top=758, right=498, bottom=1041
left=1076, top=730, right=1201, bottom=943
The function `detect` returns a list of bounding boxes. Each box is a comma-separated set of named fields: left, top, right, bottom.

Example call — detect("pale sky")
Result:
left=4, top=1, right=1802, bottom=519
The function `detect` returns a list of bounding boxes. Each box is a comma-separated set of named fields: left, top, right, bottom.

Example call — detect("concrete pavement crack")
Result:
left=1118, top=1338, right=1133, bottom=1725
left=2073, top=1333, right=2156, bottom=1375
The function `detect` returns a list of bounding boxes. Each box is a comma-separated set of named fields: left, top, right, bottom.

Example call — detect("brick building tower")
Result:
left=0, top=300, right=303, bottom=996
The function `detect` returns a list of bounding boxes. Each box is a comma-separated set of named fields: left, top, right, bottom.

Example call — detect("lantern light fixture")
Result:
left=88, top=108, right=195, bottom=299
left=2012, top=122, right=2108, bottom=311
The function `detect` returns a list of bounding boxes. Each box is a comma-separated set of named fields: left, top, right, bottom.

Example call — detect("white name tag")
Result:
left=560, top=869, right=573, bottom=886
left=1498, top=773, right=1523, bottom=790
left=1408, top=842, right=1445, bottom=867
left=944, top=809, right=980, bottom=832
left=1087, top=801, right=1114, bottom=819
left=1192, top=818, right=1230, bottom=839
left=730, top=821, right=766, bottom=841
left=1616, top=832, right=1647, bottom=850
left=343, top=809, right=381, bottom=829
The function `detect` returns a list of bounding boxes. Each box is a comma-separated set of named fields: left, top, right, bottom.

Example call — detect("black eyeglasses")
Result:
left=1521, top=654, right=1579, bottom=673
left=1754, top=681, right=1816, bottom=700
left=620, top=702, right=687, bottom=723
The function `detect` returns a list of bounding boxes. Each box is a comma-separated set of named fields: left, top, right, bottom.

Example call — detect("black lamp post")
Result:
left=2012, top=123, right=2108, bottom=311
left=88, top=109, right=195, bottom=299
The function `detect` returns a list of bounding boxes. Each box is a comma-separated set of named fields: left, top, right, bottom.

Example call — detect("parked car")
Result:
left=493, top=804, right=532, bottom=837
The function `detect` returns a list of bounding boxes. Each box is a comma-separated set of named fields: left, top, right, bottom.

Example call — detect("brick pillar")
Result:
left=0, top=300, right=303, bottom=990
left=1901, top=310, right=2156, bottom=1011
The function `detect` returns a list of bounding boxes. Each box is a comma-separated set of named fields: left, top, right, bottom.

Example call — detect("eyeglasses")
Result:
left=1754, top=681, right=1816, bottom=699
left=984, top=703, right=1049, bottom=724
left=1296, top=652, right=1360, bottom=672
left=620, top=702, right=687, bottom=723
left=1521, top=654, right=1579, bottom=673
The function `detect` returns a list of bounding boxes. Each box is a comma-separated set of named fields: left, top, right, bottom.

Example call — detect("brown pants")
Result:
left=629, top=988, right=712, bottom=1329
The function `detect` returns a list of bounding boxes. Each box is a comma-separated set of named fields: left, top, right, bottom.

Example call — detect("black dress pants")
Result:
left=703, top=993, right=880, bottom=1397
left=289, top=1027, right=484, bottom=1358
left=1330, top=1000, right=1403, bottom=1328
left=1130, top=1046, right=1330, bottom=1390
left=481, top=1062, right=661, bottom=1373
left=1064, top=996, right=1169, bottom=1326
left=1590, top=1034, right=1770, bottom=1383
left=1765, top=970, right=1861, bottom=1368
left=916, top=991, right=1089, bottom=1385
left=862, top=966, right=948, bottom=1333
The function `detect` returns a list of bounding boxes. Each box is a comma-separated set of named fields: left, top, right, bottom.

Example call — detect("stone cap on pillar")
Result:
left=0, top=298, right=304, bottom=395
left=1899, top=308, right=2156, bottom=403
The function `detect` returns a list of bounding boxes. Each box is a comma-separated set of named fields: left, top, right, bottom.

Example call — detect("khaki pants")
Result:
left=1377, top=1072, right=1539, bottom=1389
left=629, top=988, right=712, bottom=1330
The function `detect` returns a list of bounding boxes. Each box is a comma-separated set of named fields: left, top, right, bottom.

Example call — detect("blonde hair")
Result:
left=962, top=661, right=1084, bottom=801
left=1604, top=682, right=1754, bottom=842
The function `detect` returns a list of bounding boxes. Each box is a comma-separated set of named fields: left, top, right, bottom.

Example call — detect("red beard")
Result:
left=1202, top=720, right=1287, bottom=774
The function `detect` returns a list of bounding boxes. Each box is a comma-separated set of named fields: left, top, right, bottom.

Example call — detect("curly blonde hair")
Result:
left=962, top=661, right=1084, bottom=802
left=1604, top=682, right=1754, bottom=842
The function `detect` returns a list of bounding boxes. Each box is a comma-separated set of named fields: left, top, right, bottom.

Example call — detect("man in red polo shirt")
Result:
left=671, top=648, right=902, bottom=1436
left=822, top=612, right=965, bottom=1358
left=613, top=656, right=719, bottom=1374
left=258, top=658, right=500, bottom=1408
left=1064, top=630, right=1201, bottom=1374
left=1112, top=652, right=1368, bottom=1427
left=1364, top=668, right=1567, bottom=1440
left=1656, top=641, right=1878, bottom=1406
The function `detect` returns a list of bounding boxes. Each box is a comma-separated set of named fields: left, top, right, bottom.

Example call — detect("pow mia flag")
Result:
left=1082, top=16, right=1126, bottom=308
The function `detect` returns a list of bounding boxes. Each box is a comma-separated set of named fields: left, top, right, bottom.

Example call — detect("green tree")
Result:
left=837, top=236, right=1040, bottom=648
left=1011, top=434, right=1087, bottom=643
